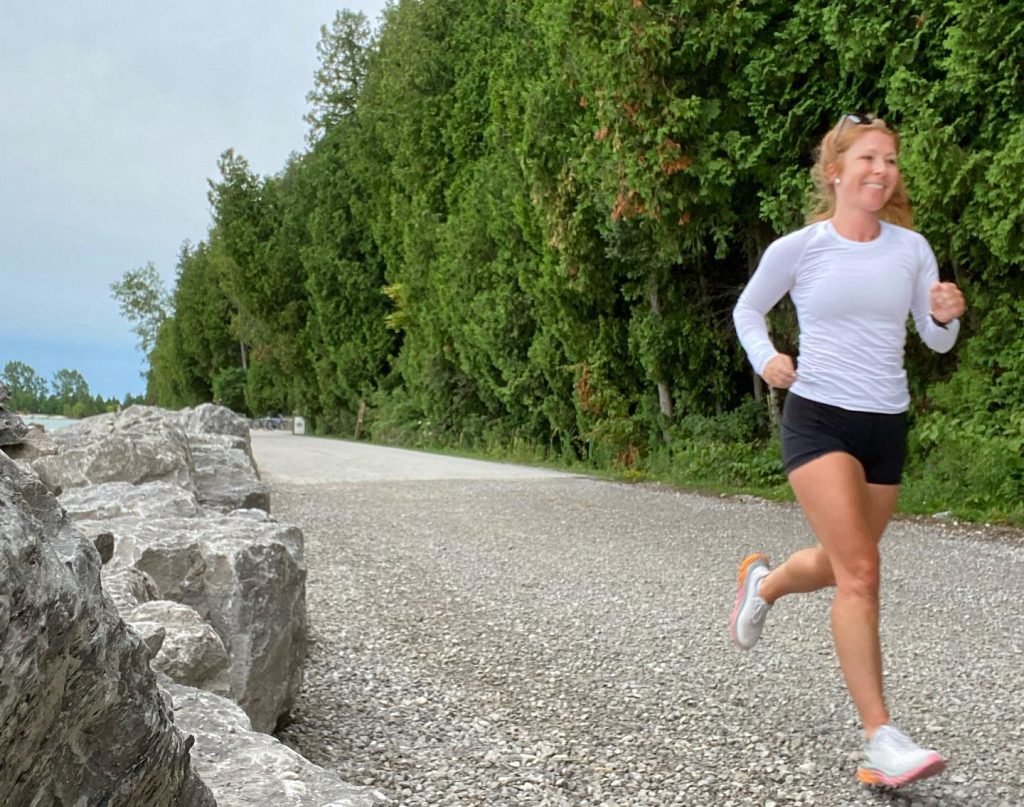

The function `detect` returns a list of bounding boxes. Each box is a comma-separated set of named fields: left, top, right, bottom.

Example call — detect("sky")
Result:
left=0, top=1, right=388, bottom=400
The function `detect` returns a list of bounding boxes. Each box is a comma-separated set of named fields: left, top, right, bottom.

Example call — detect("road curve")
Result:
left=252, top=431, right=573, bottom=484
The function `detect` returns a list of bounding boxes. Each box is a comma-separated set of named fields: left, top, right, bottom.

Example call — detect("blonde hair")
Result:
left=808, top=117, right=913, bottom=229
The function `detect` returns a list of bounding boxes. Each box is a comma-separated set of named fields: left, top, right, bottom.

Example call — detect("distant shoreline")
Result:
left=19, top=413, right=78, bottom=431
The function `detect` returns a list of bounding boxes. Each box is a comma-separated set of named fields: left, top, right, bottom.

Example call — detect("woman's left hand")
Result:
left=929, top=281, right=966, bottom=324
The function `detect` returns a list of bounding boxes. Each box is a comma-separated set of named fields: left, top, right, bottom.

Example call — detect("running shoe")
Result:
left=728, top=553, right=771, bottom=650
left=857, top=724, right=947, bottom=787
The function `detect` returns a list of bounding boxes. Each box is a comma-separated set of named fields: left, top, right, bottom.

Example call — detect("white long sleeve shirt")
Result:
left=733, top=220, right=960, bottom=414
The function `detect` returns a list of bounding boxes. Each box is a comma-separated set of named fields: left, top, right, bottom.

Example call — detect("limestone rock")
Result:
left=179, top=402, right=252, bottom=447
left=126, top=600, right=231, bottom=695
left=94, top=510, right=306, bottom=732
left=0, top=409, right=28, bottom=446
left=131, top=619, right=168, bottom=657
left=32, top=406, right=194, bottom=492
left=189, top=432, right=270, bottom=513
left=61, top=479, right=202, bottom=521
left=101, top=559, right=161, bottom=612
left=0, top=454, right=214, bottom=806
left=166, top=682, right=388, bottom=807
left=2, top=422, right=58, bottom=459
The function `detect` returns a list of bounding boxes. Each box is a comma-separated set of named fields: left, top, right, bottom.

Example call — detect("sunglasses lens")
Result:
left=837, top=113, right=885, bottom=135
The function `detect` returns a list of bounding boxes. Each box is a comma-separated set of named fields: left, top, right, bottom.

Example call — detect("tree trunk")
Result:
left=354, top=399, right=366, bottom=440
left=647, top=285, right=673, bottom=439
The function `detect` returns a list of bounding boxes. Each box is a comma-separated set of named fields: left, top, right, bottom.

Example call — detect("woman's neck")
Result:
left=830, top=209, right=882, bottom=242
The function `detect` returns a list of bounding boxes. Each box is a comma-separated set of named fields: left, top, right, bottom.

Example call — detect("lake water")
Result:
left=18, top=414, right=78, bottom=432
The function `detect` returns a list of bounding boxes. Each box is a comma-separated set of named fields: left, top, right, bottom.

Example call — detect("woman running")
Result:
left=729, top=113, right=966, bottom=788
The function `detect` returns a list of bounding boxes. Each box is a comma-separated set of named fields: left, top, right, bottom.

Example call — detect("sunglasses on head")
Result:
left=836, top=113, right=893, bottom=136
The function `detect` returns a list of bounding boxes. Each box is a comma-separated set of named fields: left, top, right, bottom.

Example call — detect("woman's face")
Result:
left=834, top=129, right=899, bottom=214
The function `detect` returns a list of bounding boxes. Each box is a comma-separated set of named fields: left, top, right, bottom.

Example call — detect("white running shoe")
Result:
left=857, top=724, right=947, bottom=787
left=728, top=553, right=771, bottom=650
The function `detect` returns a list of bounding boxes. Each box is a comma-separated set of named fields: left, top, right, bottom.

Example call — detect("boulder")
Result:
left=84, top=509, right=306, bottom=732
left=165, top=682, right=388, bottom=807
left=32, top=406, right=194, bottom=492
left=0, top=408, right=28, bottom=446
left=48, top=405, right=164, bottom=446
left=189, top=432, right=270, bottom=513
left=0, top=454, right=214, bottom=806
left=1, top=422, right=58, bottom=459
left=61, top=480, right=202, bottom=521
left=178, top=403, right=252, bottom=449
left=101, top=559, right=161, bottom=612
left=125, top=600, right=231, bottom=695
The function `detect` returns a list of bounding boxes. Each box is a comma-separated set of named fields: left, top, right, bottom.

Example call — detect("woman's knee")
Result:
left=833, top=549, right=880, bottom=599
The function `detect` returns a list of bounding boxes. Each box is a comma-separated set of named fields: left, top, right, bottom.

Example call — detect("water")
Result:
left=18, top=414, right=78, bottom=432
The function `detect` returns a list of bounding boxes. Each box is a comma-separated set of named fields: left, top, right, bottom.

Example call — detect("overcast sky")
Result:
left=0, top=0, right=388, bottom=400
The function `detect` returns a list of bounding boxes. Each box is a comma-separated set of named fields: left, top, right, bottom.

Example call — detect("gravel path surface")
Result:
left=256, top=435, right=1024, bottom=806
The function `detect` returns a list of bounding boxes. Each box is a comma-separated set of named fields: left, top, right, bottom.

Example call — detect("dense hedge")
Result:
left=148, top=1, right=1023, bottom=524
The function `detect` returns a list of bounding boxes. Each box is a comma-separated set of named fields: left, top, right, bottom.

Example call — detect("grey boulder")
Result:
left=125, top=600, right=232, bottom=695
left=0, top=409, right=28, bottom=446
left=0, top=454, right=213, bottom=806
left=91, top=509, right=306, bottom=732
left=32, top=406, right=194, bottom=492
left=178, top=402, right=252, bottom=447
left=1, top=422, right=58, bottom=459
left=166, top=682, right=388, bottom=807
left=61, top=479, right=203, bottom=520
left=189, top=432, right=270, bottom=513
left=101, top=559, right=161, bottom=612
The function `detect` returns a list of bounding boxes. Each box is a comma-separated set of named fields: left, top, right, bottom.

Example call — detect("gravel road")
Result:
left=253, top=432, right=1024, bottom=807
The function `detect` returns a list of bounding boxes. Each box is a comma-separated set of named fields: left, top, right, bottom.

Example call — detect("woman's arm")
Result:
left=911, top=238, right=962, bottom=353
left=733, top=235, right=800, bottom=376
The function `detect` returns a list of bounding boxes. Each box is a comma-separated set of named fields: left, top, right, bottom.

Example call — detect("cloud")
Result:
left=0, top=0, right=387, bottom=401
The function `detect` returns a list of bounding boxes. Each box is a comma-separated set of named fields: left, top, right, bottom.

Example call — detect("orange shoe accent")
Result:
left=857, top=756, right=946, bottom=787
left=856, top=768, right=880, bottom=785
left=737, top=552, right=769, bottom=586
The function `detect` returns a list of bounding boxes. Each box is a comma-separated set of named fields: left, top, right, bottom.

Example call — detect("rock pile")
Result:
left=0, top=445, right=214, bottom=805
left=1, top=404, right=386, bottom=807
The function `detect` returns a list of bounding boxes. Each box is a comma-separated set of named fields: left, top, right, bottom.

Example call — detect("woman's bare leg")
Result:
left=777, top=452, right=900, bottom=737
left=758, top=545, right=834, bottom=602
left=759, top=474, right=898, bottom=604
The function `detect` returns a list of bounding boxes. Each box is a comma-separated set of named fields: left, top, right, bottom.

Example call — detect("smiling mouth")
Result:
left=865, top=182, right=886, bottom=189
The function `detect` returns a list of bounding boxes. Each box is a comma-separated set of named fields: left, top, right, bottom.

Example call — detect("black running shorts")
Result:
left=781, top=392, right=908, bottom=485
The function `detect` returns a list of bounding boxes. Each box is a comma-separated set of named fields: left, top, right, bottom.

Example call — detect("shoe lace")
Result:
left=872, top=726, right=917, bottom=754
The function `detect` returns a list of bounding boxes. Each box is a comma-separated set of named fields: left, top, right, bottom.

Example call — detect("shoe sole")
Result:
left=728, top=552, right=768, bottom=649
left=856, top=754, right=946, bottom=788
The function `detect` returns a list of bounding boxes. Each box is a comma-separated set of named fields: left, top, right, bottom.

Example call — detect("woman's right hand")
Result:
left=762, top=354, right=797, bottom=389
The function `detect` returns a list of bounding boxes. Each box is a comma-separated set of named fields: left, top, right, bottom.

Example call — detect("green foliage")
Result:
left=111, top=261, right=170, bottom=356
left=2, top=360, right=49, bottom=412
left=902, top=291, right=1024, bottom=522
left=141, top=0, right=1023, bottom=525
left=648, top=399, right=787, bottom=490
left=51, top=368, right=90, bottom=416
left=212, top=367, right=247, bottom=413
left=903, top=427, right=1024, bottom=523
left=306, top=10, right=373, bottom=142
left=1, top=360, right=128, bottom=417
left=244, top=358, right=292, bottom=419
